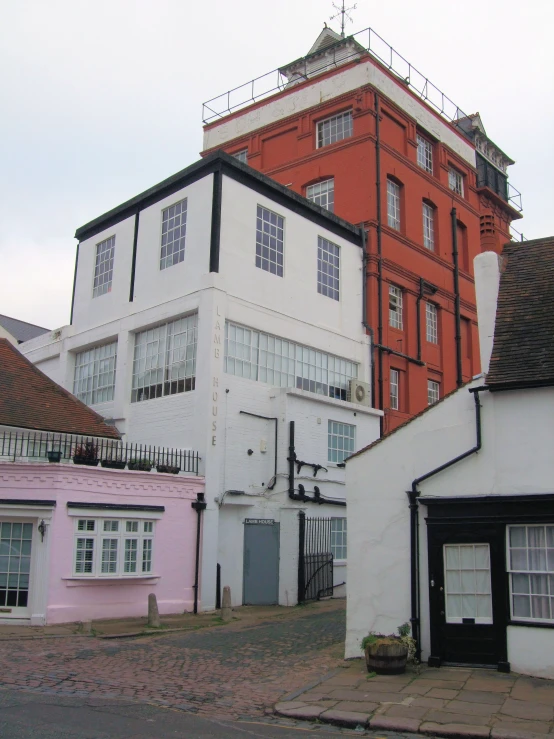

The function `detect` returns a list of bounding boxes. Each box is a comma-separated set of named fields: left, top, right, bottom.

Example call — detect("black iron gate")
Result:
left=298, top=512, right=334, bottom=602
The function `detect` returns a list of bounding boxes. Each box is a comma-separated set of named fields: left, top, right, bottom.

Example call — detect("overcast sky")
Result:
left=1, top=0, right=552, bottom=329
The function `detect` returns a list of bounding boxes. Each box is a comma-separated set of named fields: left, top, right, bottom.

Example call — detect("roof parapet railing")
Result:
left=510, top=225, right=527, bottom=242
left=202, top=24, right=469, bottom=127
left=508, top=182, right=523, bottom=213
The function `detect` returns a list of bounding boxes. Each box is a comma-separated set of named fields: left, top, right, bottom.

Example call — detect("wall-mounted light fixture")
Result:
left=38, top=520, right=47, bottom=542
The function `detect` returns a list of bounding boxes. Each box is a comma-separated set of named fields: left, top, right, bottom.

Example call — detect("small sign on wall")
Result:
left=244, top=518, right=275, bottom=525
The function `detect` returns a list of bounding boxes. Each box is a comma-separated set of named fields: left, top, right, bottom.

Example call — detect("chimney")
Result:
left=473, top=251, right=502, bottom=375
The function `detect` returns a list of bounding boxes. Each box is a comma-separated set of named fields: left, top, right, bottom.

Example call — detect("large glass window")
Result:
left=74, top=518, right=155, bottom=578
left=224, top=322, right=358, bottom=401
left=160, top=198, right=187, bottom=270
left=307, top=179, right=334, bottom=212
left=389, top=285, right=403, bottom=330
left=328, top=421, right=356, bottom=464
left=508, top=525, right=554, bottom=623
left=93, top=236, right=115, bottom=298
left=317, top=111, right=353, bottom=148
left=256, top=206, right=284, bottom=277
left=131, top=314, right=197, bottom=402
left=417, top=134, right=433, bottom=174
left=317, top=236, right=340, bottom=301
left=73, top=342, right=117, bottom=406
left=387, top=179, right=401, bottom=230
left=422, top=202, right=435, bottom=251
left=330, top=517, right=347, bottom=560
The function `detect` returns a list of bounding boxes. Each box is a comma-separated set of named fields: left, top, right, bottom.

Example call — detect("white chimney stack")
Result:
left=474, top=251, right=502, bottom=375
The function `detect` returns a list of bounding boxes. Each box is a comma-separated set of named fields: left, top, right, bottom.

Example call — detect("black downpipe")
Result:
left=191, top=492, right=207, bottom=614
left=375, top=92, right=384, bottom=435
left=298, top=510, right=306, bottom=603
left=407, top=386, right=486, bottom=661
left=69, top=243, right=80, bottom=325
left=215, top=563, right=221, bottom=610
left=451, top=207, right=463, bottom=387
left=288, top=422, right=345, bottom=507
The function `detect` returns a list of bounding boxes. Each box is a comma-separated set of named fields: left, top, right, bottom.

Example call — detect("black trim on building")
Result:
left=209, top=168, right=222, bottom=273
left=509, top=620, right=554, bottom=631
left=69, top=243, right=80, bottom=325
left=129, top=211, right=140, bottom=302
left=67, top=502, right=165, bottom=512
left=0, top=499, right=56, bottom=507
left=74, top=151, right=362, bottom=246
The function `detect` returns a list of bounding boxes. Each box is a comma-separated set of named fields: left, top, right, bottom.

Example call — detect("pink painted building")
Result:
left=0, top=339, right=204, bottom=625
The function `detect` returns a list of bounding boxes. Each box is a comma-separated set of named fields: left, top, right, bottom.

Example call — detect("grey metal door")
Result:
left=243, top=521, right=280, bottom=605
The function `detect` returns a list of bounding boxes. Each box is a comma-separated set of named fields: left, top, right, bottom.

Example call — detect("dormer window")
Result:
left=317, top=111, right=353, bottom=148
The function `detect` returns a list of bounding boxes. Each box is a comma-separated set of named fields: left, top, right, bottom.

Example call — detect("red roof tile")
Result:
left=0, top=339, right=120, bottom=438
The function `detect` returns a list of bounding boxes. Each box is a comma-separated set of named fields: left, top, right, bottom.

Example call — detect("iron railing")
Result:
left=202, top=25, right=470, bottom=126
left=0, top=430, right=200, bottom=475
left=510, top=225, right=527, bottom=242
left=298, top=513, right=334, bottom=602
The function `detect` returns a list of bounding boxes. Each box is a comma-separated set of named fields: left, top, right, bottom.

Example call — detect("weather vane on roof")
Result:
left=330, top=0, right=357, bottom=38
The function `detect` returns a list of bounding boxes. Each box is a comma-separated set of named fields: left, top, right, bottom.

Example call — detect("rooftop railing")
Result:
left=0, top=430, right=200, bottom=475
left=202, top=25, right=470, bottom=126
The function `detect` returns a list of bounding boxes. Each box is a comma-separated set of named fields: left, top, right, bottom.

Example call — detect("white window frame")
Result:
left=92, top=235, right=115, bottom=298
left=317, top=236, right=340, bottom=301
left=448, top=167, right=464, bottom=196
left=422, top=202, right=435, bottom=251
left=160, top=198, right=187, bottom=270
left=307, top=179, right=334, bottom=212
left=426, top=302, right=438, bottom=344
left=427, top=379, right=440, bottom=405
left=256, top=205, right=284, bottom=277
left=72, top=516, right=156, bottom=578
left=232, top=149, right=248, bottom=164
left=73, top=342, right=117, bottom=406
left=390, top=368, right=399, bottom=410
left=330, top=517, right=347, bottom=561
left=507, top=525, right=554, bottom=624
left=417, top=133, right=433, bottom=174
left=131, top=314, right=197, bottom=403
left=225, top=322, right=358, bottom=401
left=317, top=111, right=353, bottom=148
left=387, top=179, right=401, bottom=230
left=327, top=421, right=356, bottom=464
left=389, top=285, right=403, bottom=330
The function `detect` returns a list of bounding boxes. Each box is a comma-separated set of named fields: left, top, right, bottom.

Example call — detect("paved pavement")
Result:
left=276, top=660, right=554, bottom=739
left=0, top=600, right=347, bottom=720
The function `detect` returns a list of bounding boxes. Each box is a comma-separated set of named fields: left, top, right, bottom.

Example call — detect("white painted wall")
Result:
left=345, top=380, right=554, bottom=677
left=203, top=60, right=475, bottom=167
left=21, top=166, right=381, bottom=611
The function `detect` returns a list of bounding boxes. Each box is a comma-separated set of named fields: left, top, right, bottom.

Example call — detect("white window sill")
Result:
left=334, top=559, right=347, bottom=566
left=63, top=575, right=160, bottom=585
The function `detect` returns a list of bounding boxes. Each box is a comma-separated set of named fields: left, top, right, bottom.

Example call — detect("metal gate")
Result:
left=298, top=512, right=333, bottom=603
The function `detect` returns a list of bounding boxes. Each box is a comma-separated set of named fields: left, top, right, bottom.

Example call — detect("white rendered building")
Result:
left=23, top=151, right=381, bottom=610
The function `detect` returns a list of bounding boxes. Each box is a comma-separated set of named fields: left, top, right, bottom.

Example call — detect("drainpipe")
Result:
left=375, top=92, right=384, bottom=435
left=407, top=385, right=486, bottom=661
left=451, top=207, right=463, bottom=387
left=191, top=492, right=207, bottom=614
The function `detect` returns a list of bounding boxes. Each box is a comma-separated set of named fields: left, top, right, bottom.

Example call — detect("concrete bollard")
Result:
left=221, top=585, right=232, bottom=622
left=148, top=593, right=161, bottom=628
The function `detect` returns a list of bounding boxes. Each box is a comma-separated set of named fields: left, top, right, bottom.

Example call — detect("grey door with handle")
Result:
left=243, top=521, right=280, bottom=605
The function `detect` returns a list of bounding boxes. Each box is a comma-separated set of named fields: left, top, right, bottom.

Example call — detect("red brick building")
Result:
left=201, top=27, right=522, bottom=432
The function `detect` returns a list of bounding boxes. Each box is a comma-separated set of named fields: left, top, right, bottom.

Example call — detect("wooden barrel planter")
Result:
left=365, top=640, right=409, bottom=675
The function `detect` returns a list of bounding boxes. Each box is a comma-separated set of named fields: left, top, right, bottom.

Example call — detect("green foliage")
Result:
left=361, top=622, right=418, bottom=664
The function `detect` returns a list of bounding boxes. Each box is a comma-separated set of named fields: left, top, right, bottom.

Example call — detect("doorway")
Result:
left=0, top=521, right=33, bottom=619
left=243, top=520, right=279, bottom=605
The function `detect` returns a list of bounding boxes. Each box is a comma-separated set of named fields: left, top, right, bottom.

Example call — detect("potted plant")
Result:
left=128, top=458, right=153, bottom=472
left=73, top=441, right=99, bottom=467
left=47, top=450, right=62, bottom=463
left=101, top=458, right=126, bottom=470
left=156, top=464, right=180, bottom=474
left=362, top=622, right=416, bottom=675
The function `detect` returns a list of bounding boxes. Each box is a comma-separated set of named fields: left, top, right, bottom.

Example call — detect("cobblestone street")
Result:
left=0, top=601, right=346, bottom=720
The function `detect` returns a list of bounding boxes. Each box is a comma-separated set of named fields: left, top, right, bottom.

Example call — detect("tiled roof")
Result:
left=0, top=314, right=50, bottom=343
left=487, top=236, right=554, bottom=390
left=0, top=339, right=120, bottom=438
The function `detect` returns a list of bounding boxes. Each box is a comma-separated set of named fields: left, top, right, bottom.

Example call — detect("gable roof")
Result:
left=0, top=339, right=120, bottom=438
left=0, top=314, right=50, bottom=344
left=486, top=236, right=554, bottom=390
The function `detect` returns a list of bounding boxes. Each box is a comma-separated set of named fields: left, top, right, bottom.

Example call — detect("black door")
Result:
left=428, top=524, right=508, bottom=667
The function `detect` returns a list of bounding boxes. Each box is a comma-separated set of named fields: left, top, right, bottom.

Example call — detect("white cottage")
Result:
left=345, top=237, right=554, bottom=679
left=22, top=151, right=382, bottom=611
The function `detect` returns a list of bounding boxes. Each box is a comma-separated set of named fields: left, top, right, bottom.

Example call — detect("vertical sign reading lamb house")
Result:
left=212, top=306, right=223, bottom=446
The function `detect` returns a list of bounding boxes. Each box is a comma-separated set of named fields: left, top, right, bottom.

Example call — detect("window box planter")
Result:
left=73, top=441, right=99, bottom=467
left=156, top=464, right=180, bottom=474
left=73, top=456, right=100, bottom=467
left=47, top=451, right=62, bottom=463
left=128, top=460, right=153, bottom=472
left=101, top=460, right=126, bottom=470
